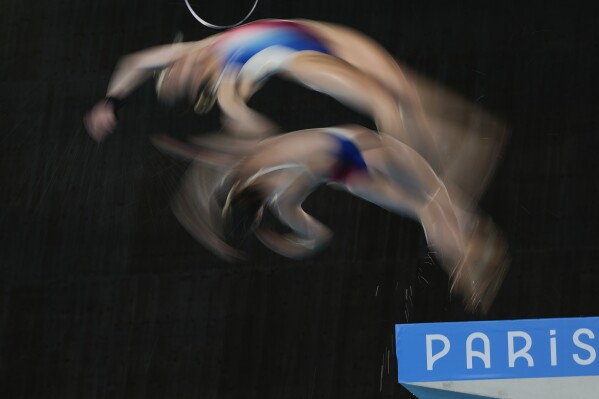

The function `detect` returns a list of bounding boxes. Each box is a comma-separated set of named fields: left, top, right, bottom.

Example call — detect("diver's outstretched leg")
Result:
left=281, top=52, right=442, bottom=171
left=352, top=141, right=508, bottom=312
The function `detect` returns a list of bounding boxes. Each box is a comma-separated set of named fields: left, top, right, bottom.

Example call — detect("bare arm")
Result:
left=106, top=42, right=202, bottom=98
left=84, top=37, right=218, bottom=142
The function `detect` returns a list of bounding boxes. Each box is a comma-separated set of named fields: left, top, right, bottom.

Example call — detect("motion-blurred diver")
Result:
left=84, top=19, right=507, bottom=205
left=84, top=19, right=509, bottom=312
left=151, top=125, right=509, bottom=314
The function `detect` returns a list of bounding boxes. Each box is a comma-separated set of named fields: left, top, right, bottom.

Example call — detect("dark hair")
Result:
left=222, top=184, right=266, bottom=242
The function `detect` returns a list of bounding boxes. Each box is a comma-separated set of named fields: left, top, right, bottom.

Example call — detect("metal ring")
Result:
left=183, top=0, right=259, bottom=29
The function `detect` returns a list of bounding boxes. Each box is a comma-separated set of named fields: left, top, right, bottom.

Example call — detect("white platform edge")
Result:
left=406, top=375, right=599, bottom=399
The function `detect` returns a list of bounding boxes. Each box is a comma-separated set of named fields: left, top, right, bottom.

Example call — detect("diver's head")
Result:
left=222, top=183, right=266, bottom=243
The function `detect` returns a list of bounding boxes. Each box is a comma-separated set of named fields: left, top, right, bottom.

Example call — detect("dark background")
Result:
left=1, top=0, right=598, bottom=398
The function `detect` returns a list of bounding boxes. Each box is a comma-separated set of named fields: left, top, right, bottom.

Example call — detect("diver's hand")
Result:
left=84, top=100, right=118, bottom=142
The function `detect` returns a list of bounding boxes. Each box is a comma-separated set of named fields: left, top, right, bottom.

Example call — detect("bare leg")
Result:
left=352, top=140, right=508, bottom=313
left=280, top=53, right=404, bottom=136
left=215, top=50, right=402, bottom=141
left=297, top=21, right=443, bottom=169
left=349, top=149, right=466, bottom=274
left=216, top=73, right=280, bottom=139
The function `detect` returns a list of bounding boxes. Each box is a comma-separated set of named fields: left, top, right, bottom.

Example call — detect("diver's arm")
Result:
left=105, top=42, right=200, bottom=98
left=84, top=39, right=217, bottom=142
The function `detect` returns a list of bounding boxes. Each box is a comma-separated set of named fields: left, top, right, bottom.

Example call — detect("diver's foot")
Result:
left=451, top=220, right=510, bottom=314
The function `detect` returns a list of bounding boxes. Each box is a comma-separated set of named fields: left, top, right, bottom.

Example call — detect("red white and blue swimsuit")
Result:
left=329, top=134, right=368, bottom=182
left=215, top=20, right=333, bottom=70
left=214, top=23, right=367, bottom=182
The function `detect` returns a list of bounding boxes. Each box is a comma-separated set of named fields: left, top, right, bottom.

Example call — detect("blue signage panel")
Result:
left=395, top=317, right=599, bottom=383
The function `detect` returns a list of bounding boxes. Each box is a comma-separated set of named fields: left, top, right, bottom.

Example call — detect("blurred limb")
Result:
left=217, top=49, right=407, bottom=141
left=216, top=20, right=507, bottom=204
left=84, top=100, right=118, bottom=142
left=294, top=20, right=507, bottom=205
left=304, top=22, right=499, bottom=195
left=397, top=64, right=510, bottom=205
left=351, top=142, right=466, bottom=269
left=255, top=172, right=333, bottom=259
left=300, top=20, right=441, bottom=166
left=151, top=133, right=241, bottom=165
left=150, top=133, right=244, bottom=260
left=153, top=126, right=508, bottom=312
left=156, top=132, right=331, bottom=259
left=279, top=53, right=405, bottom=137
left=84, top=37, right=218, bottom=142
left=451, top=216, right=510, bottom=313
left=171, top=154, right=245, bottom=262
left=106, top=38, right=218, bottom=99
left=187, top=131, right=260, bottom=155
left=216, top=72, right=281, bottom=139
left=298, top=20, right=421, bottom=98
left=202, top=128, right=339, bottom=258
left=351, top=133, right=508, bottom=313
